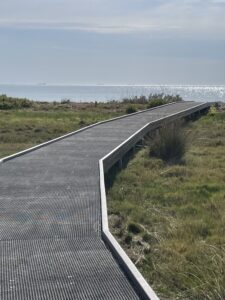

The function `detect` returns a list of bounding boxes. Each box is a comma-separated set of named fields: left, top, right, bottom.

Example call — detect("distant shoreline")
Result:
left=0, top=84, right=224, bottom=102
left=1, top=83, right=225, bottom=87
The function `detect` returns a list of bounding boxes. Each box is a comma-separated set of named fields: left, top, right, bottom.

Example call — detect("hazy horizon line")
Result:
left=1, top=83, right=225, bottom=87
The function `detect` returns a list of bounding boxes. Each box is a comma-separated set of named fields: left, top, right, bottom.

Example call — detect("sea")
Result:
left=0, top=84, right=225, bottom=103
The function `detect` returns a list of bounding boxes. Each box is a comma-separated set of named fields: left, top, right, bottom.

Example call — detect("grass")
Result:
left=107, top=109, right=225, bottom=300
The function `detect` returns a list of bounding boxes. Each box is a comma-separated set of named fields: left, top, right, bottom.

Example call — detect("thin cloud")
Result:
left=0, top=0, right=225, bottom=36
left=0, top=19, right=182, bottom=34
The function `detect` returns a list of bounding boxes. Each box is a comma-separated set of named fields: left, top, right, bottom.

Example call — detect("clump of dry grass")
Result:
left=149, top=122, right=187, bottom=164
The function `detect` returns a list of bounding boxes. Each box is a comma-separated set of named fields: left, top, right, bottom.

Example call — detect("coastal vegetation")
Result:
left=0, top=94, right=181, bottom=158
left=148, top=121, right=187, bottom=164
left=107, top=107, right=225, bottom=299
left=122, top=93, right=182, bottom=105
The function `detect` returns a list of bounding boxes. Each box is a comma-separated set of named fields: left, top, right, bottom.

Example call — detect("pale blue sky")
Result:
left=0, top=0, right=225, bottom=84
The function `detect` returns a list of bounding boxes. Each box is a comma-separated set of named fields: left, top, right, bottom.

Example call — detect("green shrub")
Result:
left=0, top=94, right=33, bottom=110
left=122, top=95, right=148, bottom=104
left=122, top=94, right=182, bottom=105
left=126, top=105, right=137, bottom=114
left=147, top=94, right=182, bottom=109
left=208, top=105, right=217, bottom=116
left=128, top=222, right=142, bottom=234
left=149, top=122, right=186, bottom=163
left=61, top=98, right=71, bottom=104
left=147, top=99, right=167, bottom=108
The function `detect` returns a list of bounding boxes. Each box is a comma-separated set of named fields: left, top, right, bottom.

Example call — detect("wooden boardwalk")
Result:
left=0, top=102, right=210, bottom=299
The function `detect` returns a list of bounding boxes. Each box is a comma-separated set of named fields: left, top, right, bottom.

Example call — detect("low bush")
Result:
left=147, top=94, right=182, bottom=109
left=0, top=94, right=33, bottom=110
left=126, top=105, right=137, bottom=114
left=128, top=222, right=142, bottom=234
left=122, top=94, right=182, bottom=106
left=208, top=105, right=217, bottom=116
left=149, top=122, right=186, bottom=163
left=147, top=99, right=167, bottom=108
left=61, top=98, right=71, bottom=104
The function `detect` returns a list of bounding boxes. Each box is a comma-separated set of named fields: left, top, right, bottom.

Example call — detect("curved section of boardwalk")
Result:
left=0, top=102, right=209, bottom=299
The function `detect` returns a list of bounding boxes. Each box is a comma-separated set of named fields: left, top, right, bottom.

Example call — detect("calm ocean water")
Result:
left=0, top=84, right=224, bottom=103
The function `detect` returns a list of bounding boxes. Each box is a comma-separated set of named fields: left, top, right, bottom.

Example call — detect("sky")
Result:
left=0, top=0, right=225, bottom=85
